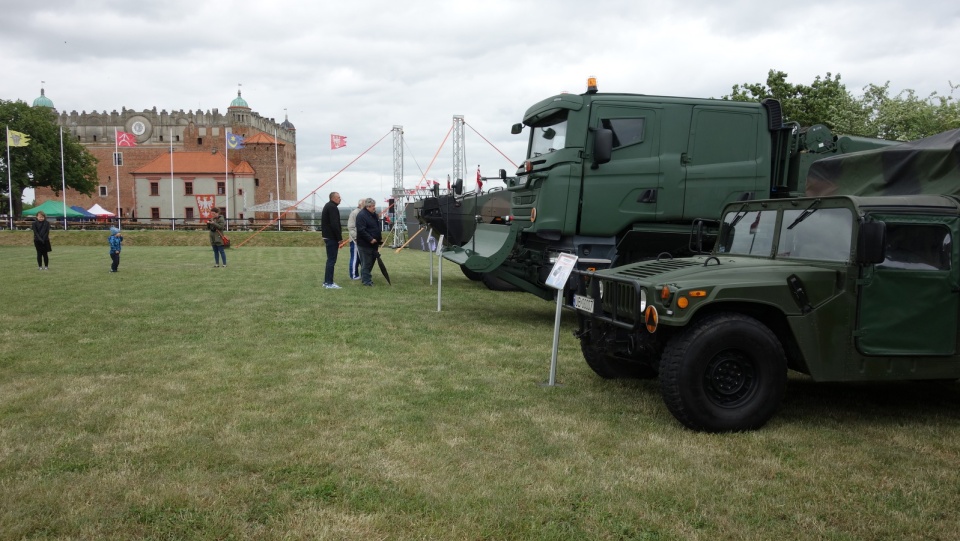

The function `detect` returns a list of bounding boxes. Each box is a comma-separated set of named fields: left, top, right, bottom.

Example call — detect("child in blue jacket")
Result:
left=109, top=226, right=123, bottom=272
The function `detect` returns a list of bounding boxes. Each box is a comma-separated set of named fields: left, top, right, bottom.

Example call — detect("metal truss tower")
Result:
left=452, top=115, right=465, bottom=192
left=390, top=125, right=407, bottom=248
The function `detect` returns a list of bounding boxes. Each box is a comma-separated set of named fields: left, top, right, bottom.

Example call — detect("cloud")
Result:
left=4, top=0, right=960, bottom=208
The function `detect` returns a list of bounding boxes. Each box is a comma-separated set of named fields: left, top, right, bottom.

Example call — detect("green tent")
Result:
left=22, top=200, right=87, bottom=218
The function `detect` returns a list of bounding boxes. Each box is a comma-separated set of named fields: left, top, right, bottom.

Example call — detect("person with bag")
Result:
left=31, top=211, right=52, bottom=270
left=355, top=197, right=382, bottom=287
left=207, top=208, right=227, bottom=268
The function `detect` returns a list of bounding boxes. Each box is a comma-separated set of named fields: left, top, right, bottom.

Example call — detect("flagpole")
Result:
left=224, top=130, right=230, bottom=232
left=60, top=127, right=67, bottom=231
left=114, top=128, right=121, bottom=230
left=5, top=126, right=13, bottom=230
left=170, top=127, right=175, bottom=231
left=274, top=128, right=281, bottom=231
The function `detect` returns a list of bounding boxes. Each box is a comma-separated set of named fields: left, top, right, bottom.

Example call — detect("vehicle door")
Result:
left=683, top=107, right=764, bottom=221
left=579, top=103, right=663, bottom=237
left=857, top=215, right=959, bottom=355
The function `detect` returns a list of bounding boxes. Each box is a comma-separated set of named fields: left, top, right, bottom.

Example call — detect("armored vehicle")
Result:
left=573, top=194, right=960, bottom=432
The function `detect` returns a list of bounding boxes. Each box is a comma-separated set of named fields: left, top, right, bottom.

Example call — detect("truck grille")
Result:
left=601, top=281, right=641, bottom=323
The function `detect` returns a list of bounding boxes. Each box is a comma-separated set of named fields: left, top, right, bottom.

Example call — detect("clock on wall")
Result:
left=128, top=116, right=151, bottom=141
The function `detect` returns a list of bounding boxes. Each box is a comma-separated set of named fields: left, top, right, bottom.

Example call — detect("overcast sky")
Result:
left=3, top=0, right=959, bottom=208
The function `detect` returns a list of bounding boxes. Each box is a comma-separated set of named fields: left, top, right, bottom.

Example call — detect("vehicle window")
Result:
left=717, top=209, right=777, bottom=256
left=528, top=111, right=568, bottom=158
left=777, top=208, right=853, bottom=262
left=879, top=224, right=952, bottom=270
left=600, top=118, right=645, bottom=149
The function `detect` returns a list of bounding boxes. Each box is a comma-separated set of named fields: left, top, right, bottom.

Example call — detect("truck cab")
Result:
left=573, top=194, right=960, bottom=432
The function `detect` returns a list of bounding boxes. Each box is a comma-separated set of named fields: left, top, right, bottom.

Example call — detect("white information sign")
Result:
left=545, top=253, right=578, bottom=290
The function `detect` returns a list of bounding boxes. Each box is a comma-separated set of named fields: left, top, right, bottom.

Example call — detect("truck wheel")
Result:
left=581, top=338, right=657, bottom=379
left=459, top=265, right=482, bottom=281
left=660, top=313, right=786, bottom=432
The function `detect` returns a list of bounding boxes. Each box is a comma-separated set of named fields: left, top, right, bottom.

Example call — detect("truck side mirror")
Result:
left=511, top=123, right=523, bottom=135
left=499, top=169, right=507, bottom=182
left=432, top=184, right=440, bottom=198
left=857, top=221, right=886, bottom=265
left=454, top=179, right=463, bottom=195
left=592, top=128, right=613, bottom=168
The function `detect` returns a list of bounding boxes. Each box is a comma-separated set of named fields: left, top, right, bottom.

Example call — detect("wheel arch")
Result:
left=684, top=301, right=809, bottom=374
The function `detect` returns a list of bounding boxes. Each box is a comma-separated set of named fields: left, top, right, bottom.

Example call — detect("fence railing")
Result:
left=2, top=217, right=317, bottom=232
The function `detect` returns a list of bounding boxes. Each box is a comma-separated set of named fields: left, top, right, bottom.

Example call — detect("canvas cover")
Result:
left=22, top=200, right=87, bottom=218
left=805, top=128, right=960, bottom=197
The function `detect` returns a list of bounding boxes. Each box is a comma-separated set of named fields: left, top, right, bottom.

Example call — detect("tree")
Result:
left=1, top=99, right=99, bottom=217
left=724, top=70, right=960, bottom=141
left=725, top=69, right=864, bottom=134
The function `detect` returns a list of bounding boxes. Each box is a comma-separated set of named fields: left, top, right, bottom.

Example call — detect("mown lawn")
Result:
left=1, top=237, right=958, bottom=540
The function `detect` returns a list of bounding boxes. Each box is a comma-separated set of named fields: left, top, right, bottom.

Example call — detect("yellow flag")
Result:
left=7, top=130, right=30, bottom=147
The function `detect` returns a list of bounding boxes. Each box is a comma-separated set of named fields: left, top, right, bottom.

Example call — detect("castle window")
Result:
left=151, top=207, right=160, bottom=220
left=238, top=188, right=244, bottom=196
left=197, top=137, right=203, bottom=145
left=185, top=182, right=193, bottom=195
left=150, top=182, right=159, bottom=196
left=254, top=178, right=260, bottom=187
left=99, top=186, right=108, bottom=197
left=185, top=208, right=195, bottom=220
left=159, top=135, right=163, bottom=142
left=217, top=182, right=226, bottom=195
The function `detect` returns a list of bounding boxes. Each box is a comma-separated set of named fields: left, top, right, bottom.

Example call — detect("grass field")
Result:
left=1, top=234, right=959, bottom=540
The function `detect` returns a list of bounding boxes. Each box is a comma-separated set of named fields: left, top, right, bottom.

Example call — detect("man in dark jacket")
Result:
left=320, top=192, right=343, bottom=289
left=355, top=197, right=382, bottom=286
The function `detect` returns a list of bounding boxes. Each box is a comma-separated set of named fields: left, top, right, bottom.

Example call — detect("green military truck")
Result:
left=573, top=193, right=960, bottom=432
left=444, top=78, right=896, bottom=300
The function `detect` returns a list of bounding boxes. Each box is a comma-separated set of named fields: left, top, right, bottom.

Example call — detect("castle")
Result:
left=32, top=87, right=297, bottom=222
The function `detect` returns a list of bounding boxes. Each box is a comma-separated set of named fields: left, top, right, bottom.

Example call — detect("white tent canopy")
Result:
left=87, top=203, right=115, bottom=216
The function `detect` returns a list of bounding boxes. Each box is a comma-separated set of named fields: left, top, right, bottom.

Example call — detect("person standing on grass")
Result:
left=355, top=197, right=382, bottom=287
left=347, top=198, right=363, bottom=281
left=108, top=226, right=123, bottom=272
left=207, top=208, right=227, bottom=268
left=320, top=191, right=343, bottom=289
left=31, top=211, right=52, bottom=270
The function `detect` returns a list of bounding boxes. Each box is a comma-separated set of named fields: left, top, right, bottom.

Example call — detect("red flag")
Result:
left=196, top=194, right=216, bottom=219
left=476, top=166, right=483, bottom=192
left=749, top=212, right=761, bottom=234
left=330, top=134, right=347, bottom=149
left=117, top=131, right=137, bottom=147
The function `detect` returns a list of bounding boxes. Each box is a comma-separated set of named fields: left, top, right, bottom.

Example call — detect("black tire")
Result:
left=459, top=265, right=483, bottom=281
left=481, top=272, right=521, bottom=292
left=660, top=313, right=786, bottom=432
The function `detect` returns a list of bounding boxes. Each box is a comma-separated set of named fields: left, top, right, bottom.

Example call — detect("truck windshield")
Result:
left=776, top=208, right=853, bottom=262
left=717, top=210, right=777, bottom=256
left=528, top=114, right=568, bottom=158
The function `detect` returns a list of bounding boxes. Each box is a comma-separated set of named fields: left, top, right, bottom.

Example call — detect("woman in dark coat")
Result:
left=207, top=208, right=227, bottom=268
left=31, top=211, right=52, bottom=270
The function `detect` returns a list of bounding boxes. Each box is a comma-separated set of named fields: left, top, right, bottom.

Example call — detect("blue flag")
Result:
left=227, top=133, right=245, bottom=150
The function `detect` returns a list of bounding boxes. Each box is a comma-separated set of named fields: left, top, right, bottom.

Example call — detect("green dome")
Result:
left=33, top=88, right=54, bottom=108
left=229, top=90, right=249, bottom=109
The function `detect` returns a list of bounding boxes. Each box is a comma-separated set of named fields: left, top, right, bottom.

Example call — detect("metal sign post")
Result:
left=436, top=235, right=445, bottom=312
left=542, top=253, right=578, bottom=387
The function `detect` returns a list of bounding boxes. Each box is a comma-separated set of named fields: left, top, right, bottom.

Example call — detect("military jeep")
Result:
left=573, top=195, right=960, bottom=432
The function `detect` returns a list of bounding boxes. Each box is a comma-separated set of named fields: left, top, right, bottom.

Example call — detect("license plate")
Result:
left=573, top=294, right=594, bottom=312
